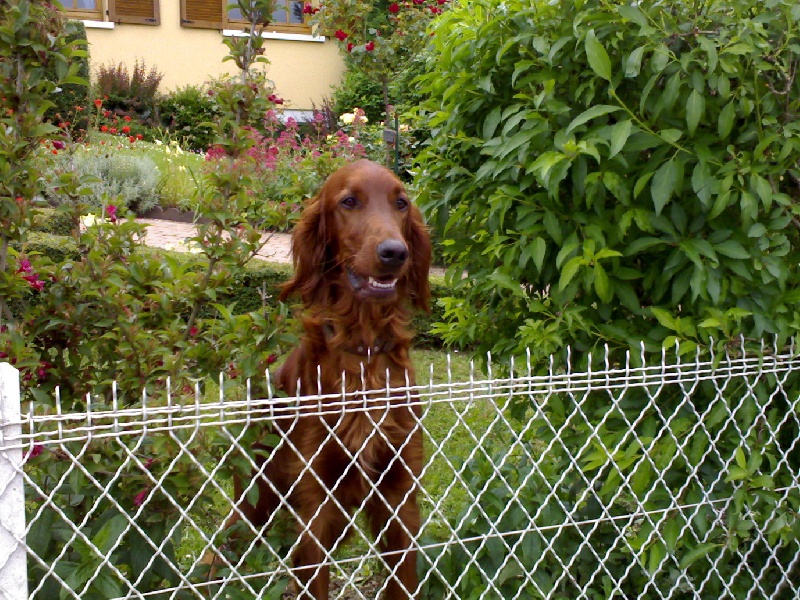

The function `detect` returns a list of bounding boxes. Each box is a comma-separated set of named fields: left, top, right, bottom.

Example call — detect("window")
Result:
left=54, top=0, right=103, bottom=20
left=55, top=1, right=161, bottom=25
left=181, top=0, right=310, bottom=34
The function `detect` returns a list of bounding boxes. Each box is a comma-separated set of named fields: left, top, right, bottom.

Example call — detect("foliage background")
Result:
left=415, top=0, right=800, bottom=596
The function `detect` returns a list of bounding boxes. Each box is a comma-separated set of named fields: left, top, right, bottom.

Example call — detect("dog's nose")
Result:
left=377, top=239, right=409, bottom=267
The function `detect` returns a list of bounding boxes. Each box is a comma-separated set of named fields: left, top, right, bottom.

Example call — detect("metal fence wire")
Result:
left=1, top=343, right=799, bottom=599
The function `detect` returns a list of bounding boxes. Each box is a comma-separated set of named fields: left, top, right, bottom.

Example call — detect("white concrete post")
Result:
left=0, top=362, right=28, bottom=600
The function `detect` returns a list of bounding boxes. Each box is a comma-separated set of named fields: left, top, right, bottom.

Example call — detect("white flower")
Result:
left=340, top=112, right=355, bottom=125
left=80, top=214, right=98, bottom=228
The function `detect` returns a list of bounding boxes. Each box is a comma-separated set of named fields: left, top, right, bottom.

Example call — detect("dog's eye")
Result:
left=340, top=196, right=357, bottom=209
left=396, top=197, right=409, bottom=210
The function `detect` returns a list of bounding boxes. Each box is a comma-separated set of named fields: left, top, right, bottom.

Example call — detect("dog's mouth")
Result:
left=347, top=269, right=399, bottom=297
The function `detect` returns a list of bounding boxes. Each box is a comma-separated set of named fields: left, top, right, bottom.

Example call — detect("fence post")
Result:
left=0, top=362, right=28, bottom=600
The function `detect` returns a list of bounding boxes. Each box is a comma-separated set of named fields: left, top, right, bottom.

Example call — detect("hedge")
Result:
left=22, top=230, right=451, bottom=349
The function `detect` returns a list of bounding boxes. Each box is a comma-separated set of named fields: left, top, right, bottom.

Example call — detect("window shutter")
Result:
left=108, top=0, right=160, bottom=25
left=181, top=0, right=225, bottom=29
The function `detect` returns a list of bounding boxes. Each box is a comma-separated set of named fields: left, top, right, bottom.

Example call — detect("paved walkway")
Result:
left=137, top=218, right=294, bottom=264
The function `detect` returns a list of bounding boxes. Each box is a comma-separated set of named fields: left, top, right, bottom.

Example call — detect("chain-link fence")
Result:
left=1, top=344, right=799, bottom=599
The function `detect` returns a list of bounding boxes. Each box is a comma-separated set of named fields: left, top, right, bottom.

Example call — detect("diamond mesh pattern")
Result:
left=1, top=346, right=799, bottom=599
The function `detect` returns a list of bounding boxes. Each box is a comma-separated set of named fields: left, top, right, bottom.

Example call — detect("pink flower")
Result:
left=133, top=489, right=148, bottom=506
left=16, top=257, right=32, bottom=274
left=334, top=29, right=348, bottom=41
left=52, top=140, right=65, bottom=150
left=106, top=204, right=118, bottom=223
left=23, top=274, right=45, bottom=291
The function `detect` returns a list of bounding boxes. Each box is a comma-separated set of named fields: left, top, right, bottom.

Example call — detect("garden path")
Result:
left=136, top=218, right=293, bottom=263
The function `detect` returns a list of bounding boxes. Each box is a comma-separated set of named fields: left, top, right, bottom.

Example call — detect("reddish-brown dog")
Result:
left=224, top=160, right=431, bottom=599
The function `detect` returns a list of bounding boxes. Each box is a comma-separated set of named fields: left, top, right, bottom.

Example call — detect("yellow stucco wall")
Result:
left=83, top=2, right=345, bottom=111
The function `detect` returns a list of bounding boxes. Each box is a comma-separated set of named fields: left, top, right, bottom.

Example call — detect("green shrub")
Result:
left=158, top=84, right=220, bottom=153
left=331, top=66, right=385, bottom=123
left=418, top=0, right=800, bottom=362
left=416, top=0, right=800, bottom=596
left=31, top=208, right=75, bottom=236
left=94, top=60, right=164, bottom=123
left=43, top=142, right=161, bottom=213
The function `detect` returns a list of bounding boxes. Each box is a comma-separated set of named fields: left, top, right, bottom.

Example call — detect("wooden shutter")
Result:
left=108, top=0, right=160, bottom=25
left=181, top=0, right=225, bottom=29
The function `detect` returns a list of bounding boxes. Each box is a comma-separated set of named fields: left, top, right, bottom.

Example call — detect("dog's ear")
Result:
left=280, top=193, right=329, bottom=306
left=404, top=203, right=432, bottom=313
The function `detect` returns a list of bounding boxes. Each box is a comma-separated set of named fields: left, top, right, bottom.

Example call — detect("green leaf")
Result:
left=609, top=119, right=633, bottom=158
left=532, top=237, right=547, bottom=272
left=585, top=30, right=612, bottom=81
left=651, top=159, right=677, bottom=215
left=686, top=89, right=705, bottom=135
left=618, top=4, right=648, bottom=27
left=718, top=102, right=736, bottom=138
left=482, top=106, right=502, bottom=140
left=594, top=263, right=612, bottom=303
left=566, top=105, right=622, bottom=134
left=559, top=256, right=584, bottom=291
left=625, top=46, right=646, bottom=77
left=679, top=543, right=720, bottom=570
left=715, top=240, right=750, bottom=260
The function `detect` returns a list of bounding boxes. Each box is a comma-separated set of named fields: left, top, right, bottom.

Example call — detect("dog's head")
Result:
left=280, top=160, right=431, bottom=311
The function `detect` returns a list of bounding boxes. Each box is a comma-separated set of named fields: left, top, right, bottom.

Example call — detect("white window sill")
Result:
left=81, top=20, right=114, bottom=29
left=222, top=29, right=324, bottom=43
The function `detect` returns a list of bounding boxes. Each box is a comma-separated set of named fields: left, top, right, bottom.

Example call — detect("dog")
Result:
left=218, top=159, right=431, bottom=599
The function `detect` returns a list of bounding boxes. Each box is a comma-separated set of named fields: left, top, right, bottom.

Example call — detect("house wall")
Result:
left=82, top=2, right=344, bottom=111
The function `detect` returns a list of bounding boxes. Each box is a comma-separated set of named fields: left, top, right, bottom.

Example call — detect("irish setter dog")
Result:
left=219, top=160, right=431, bottom=599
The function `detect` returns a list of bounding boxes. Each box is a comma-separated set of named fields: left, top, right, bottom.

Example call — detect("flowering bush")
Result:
left=311, top=0, right=448, bottom=119
left=205, top=107, right=383, bottom=231
left=2, top=1, right=293, bottom=595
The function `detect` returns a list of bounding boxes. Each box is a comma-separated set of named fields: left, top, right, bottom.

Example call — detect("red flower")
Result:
left=136, top=133, right=144, bottom=140
left=267, top=353, right=278, bottom=365
left=389, top=2, right=400, bottom=12
left=124, top=115, right=132, bottom=122
left=302, top=3, right=315, bottom=14
left=129, top=136, right=136, bottom=143
left=189, top=325, right=199, bottom=337
left=110, top=127, right=117, bottom=134
left=347, top=42, right=354, bottom=52
left=103, top=109, right=111, bottom=118
left=122, top=125, right=130, bottom=134
left=365, top=41, right=375, bottom=51
left=100, top=125, right=108, bottom=132
left=26, top=445, right=44, bottom=459
left=93, top=98, right=102, bottom=108
left=334, top=29, right=348, bottom=41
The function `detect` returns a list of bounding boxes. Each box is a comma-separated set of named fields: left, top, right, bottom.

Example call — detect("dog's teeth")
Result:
left=368, top=276, right=397, bottom=289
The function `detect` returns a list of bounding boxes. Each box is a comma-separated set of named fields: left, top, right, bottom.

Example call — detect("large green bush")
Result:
left=418, top=0, right=800, bottom=362
left=158, top=84, right=220, bottom=152
left=416, top=0, right=800, bottom=596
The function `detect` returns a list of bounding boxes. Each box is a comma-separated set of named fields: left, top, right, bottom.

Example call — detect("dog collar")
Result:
left=322, top=323, right=396, bottom=356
